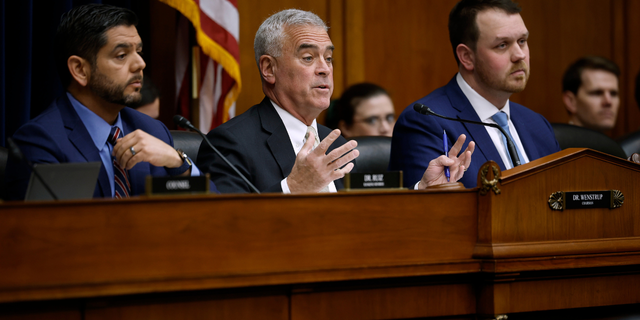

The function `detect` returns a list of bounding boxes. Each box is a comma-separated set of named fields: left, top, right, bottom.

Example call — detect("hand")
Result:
left=287, top=129, right=359, bottom=193
left=112, top=129, right=184, bottom=171
left=418, top=134, right=475, bottom=189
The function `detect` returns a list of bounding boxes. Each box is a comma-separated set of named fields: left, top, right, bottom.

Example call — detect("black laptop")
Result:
left=24, top=162, right=102, bottom=201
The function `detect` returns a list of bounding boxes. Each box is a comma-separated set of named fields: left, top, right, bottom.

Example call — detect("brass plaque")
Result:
left=548, top=190, right=624, bottom=211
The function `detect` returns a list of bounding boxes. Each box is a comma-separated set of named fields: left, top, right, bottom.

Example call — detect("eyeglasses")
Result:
left=354, top=114, right=396, bottom=127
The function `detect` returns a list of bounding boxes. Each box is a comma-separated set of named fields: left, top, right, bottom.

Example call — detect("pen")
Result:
left=443, top=130, right=450, bottom=182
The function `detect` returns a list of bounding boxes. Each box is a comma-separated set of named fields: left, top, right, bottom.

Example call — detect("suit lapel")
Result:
left=121, top=112, right=149, bottom=195
left=510, top=106, right=539, bottom=160
left=258, top=98, right=297, bottom=178
left=58, top=96, right=110, bottom=197
left=446, top=79, right=507, bottom=169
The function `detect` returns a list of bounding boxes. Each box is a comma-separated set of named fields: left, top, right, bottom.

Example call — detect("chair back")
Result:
left=617, top=130, right=640, bottom=158
left=170, top=130, right=204, bottom=162
left=0, top=146, right=8, bottom=200
left=551, top=123, right=627, bottom=158
left=351, top=136, right=392, bottom=173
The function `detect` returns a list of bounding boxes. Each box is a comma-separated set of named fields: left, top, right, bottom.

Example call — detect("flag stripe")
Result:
left=199, top=0, right=239, bottom=40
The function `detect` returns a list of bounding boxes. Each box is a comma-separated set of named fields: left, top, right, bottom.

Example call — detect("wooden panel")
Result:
left=0, top=311, right=80, bottom=320
left=236, top=0, right=330, bottom=116
left=623, top=0, right=640, bottom=134
left=475, top=149, right=640, bottom=258
left=361, top=0, right=459, bottom=114
left=479, top=273, right=640, bottom=314
left=86, top=295, right=287, bottom=320
left=0, top=190, right=477, bottom=302
left=291, top=283, right=475, bottom=320
left=514, top=0, right=614, bottom=124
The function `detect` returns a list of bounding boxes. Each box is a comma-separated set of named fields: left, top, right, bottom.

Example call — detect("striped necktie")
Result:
left=108, top=126, right=131, bottom=198
left=491, top=111, right=526, bottom=167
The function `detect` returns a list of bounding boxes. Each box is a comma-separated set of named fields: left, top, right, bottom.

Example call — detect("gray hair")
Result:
left=254, top=9, right=328, bottom=66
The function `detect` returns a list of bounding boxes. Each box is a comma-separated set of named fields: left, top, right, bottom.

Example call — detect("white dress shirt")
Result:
left=271, top=100, right=337, bottom=193
left=455, top=73, right=530, bottom=169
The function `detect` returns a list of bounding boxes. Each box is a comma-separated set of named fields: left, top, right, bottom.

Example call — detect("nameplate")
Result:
left=146, top=174, right=210, bottom=196
left=343, top=172, right=403, bottom=191
left=548, top=190, right=624, bottom=211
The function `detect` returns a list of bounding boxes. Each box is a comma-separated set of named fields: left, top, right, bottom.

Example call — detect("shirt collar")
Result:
left=67, top=92, right=123, bottom=149
left=270, top=100, right=318, bottom=151
left=455, top=73, right=511, bottom=122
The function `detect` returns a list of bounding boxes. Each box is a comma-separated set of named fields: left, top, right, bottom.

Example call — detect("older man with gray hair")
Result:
left=197, top=9, right=470, bottom=193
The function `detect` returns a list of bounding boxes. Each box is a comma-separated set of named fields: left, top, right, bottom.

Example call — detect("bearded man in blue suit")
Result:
left=390, top=0, right=560, bottom=189
left=6, top=4, right=217, bottom=200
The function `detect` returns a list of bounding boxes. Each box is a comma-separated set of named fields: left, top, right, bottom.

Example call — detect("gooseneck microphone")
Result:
left=173, top=115, right=261, bottom=194
left=6, top=137, right=59, bottom=200
left=413, top=103, right=521, bottom=167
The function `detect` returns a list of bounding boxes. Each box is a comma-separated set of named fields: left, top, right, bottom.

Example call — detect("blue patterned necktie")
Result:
left=491, top=111, right=525, bottom=167
left=108, top=126, right=131, bottom=198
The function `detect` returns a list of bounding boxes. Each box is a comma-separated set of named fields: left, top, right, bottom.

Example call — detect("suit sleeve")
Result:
left=5, top=122, right=68, bottom=200
left=196, top=127, right=281, bottom=193
left=389, top=107, right=446, bottom=188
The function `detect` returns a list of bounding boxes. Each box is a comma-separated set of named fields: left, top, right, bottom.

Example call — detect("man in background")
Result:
left=562, top=56, right=620, bottom=133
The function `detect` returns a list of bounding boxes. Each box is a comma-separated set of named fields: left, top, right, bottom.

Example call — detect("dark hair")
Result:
left=562, top=56, right=620, bottom=94
left=55, top=4, right=138, bottom=87
left=129, top=75, right=159, bottom=109
left=448, top=0, right=521, bottom=65
left=325, top=83, right=389, bottom=129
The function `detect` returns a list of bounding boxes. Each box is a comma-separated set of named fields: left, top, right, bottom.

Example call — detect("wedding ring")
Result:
left=130, top=146, right=136, bottom=156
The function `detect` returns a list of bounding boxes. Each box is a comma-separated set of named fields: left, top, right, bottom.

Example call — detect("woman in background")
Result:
left=326, top=83, right=396, bottom=139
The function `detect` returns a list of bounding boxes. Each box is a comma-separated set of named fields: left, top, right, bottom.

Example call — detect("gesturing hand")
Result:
left=418, top=134, right=475, bottom=189
left=287, top=129, right=359, bottom=194
left=112, top=129, right=184, bottom=171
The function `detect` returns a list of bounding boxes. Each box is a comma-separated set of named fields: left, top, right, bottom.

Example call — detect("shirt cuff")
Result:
left=189, top=157, right=201, bottom=176
left=281, top=178, right=291, bottom=194
left=414, top=181, right=420, bottom=190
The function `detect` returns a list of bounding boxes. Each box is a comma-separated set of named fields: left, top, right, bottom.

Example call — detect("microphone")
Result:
left=173, top=115, right=261, bottom=194
left=6, top=137, right=59, bottom=200
left=413, top=103, right=521, bottom=167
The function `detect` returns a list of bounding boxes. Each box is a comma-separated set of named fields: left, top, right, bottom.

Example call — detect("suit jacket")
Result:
left=197, top=97, right=349, bottom=193
left=5, top=94, right=218, bottom=200
left=389, top=76, right=560, bottom=189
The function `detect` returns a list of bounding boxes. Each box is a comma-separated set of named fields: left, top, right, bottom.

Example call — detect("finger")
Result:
left=325, top=140, right=358, bottom=162
left=328, top=149, right=359, bottom=170
left=123, top=152, right=142, bottom=170
left=314, top=129, right=341, bottom=155
left=330, top=162, right=355, bottom=179
left=449, top=134, right=466, bottom=157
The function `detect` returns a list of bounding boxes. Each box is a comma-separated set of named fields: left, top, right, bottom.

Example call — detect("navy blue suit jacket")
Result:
left=196, top=97, right=349, bottom=193
left=389, top=76, right=560, bottom=189
left=6, top=94, right=218, bottom=200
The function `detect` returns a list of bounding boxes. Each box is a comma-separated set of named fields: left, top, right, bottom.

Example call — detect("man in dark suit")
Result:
left=198, top=9, right=473, bottom=193
left=390, top=0, right=560, bottom=189
left=6, top=4, right=216, bottom=200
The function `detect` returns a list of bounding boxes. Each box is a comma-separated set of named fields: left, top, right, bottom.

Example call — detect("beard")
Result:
left=477, top=60, right=530, bottom=94
left=89, top=69, right=143, bottom=106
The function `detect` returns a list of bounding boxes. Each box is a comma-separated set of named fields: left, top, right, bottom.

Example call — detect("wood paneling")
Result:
left=85, top=295, right=288, bottom=320
left=292, top=283, right=476, bottom=320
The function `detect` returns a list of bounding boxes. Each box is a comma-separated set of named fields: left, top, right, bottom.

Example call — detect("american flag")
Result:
left=160, top=0, right=241, bottom=131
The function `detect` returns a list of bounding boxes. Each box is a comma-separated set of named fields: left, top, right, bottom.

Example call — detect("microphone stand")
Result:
left=173, top=116, right=261, bottom=194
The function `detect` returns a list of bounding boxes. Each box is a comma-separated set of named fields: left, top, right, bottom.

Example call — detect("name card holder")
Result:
left=548, top=190, right=624, bottom=210
left=146, top=174, right=210, bottom=196
left=343, top=171, right=404, bottom=191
